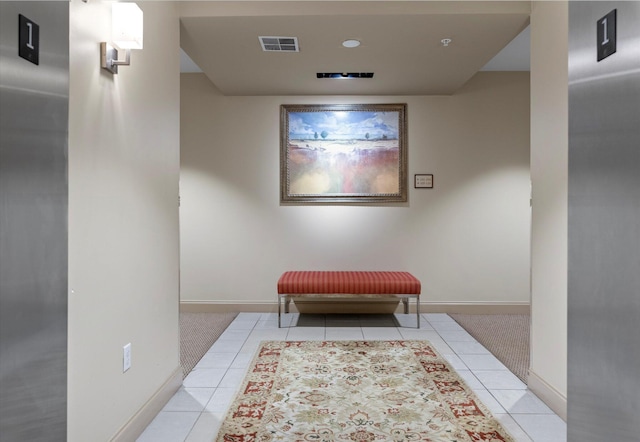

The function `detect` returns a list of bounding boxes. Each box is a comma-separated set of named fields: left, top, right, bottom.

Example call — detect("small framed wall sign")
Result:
left=414, top=174, right=433, bottom=188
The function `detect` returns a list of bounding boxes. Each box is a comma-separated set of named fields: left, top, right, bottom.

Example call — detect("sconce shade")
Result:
left=112, top=3, right=143, bottom=50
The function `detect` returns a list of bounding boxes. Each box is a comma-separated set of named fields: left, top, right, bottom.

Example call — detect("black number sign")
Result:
left=19, top=14, right=40, bottom=65
left=597, top=9, right=617, bottom=62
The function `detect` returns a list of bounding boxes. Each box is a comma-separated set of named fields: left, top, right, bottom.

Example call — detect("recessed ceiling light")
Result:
left=342, top=39, right=361, bottom=48
left=441, top=38, right=452, bottom=47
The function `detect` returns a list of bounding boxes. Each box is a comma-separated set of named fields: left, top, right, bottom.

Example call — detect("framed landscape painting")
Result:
left=280, top=103, right=407, bottom=203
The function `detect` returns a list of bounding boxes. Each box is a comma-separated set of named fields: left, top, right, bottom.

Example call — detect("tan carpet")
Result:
left=450, top=313, right=530, bottom=384
left=180, top=312, right=238, bottom=378
left=179, top=312, right=530, bottom=384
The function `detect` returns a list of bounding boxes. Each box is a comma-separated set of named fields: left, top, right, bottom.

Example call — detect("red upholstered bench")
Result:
left=277, top=271, right=421, bottom=328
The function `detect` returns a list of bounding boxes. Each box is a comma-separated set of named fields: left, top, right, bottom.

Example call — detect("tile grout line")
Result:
left=427, top=314, right=534, bottom=442
left=187, top=317, right=260, bottom=442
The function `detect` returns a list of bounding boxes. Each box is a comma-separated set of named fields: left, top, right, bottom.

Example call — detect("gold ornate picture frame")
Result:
left=280, top=103, right=407, bottom=204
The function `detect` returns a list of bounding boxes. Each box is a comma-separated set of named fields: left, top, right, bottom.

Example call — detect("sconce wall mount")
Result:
left=101, top=42, right=130, bottom=74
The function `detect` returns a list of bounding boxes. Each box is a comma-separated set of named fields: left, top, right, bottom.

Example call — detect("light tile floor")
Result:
left=137, top=312, right=566, bottom=442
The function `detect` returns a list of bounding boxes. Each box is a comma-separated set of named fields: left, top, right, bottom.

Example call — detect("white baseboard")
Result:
left=180, top=300, right=530, bottom=315
left=110, top=366, right=182, bottom=442
left=527, top=369, right=567, bottom=421
left=419, top=301, right=530, bottom=315
left=180, top=300, right=280, bottom=313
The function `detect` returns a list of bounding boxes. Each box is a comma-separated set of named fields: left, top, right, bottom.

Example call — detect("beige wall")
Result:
left=180, top=72, right=531, bottom=310
left=68, top=1, right=181, bottom=440
left=529, top=1, right=568, bottom=419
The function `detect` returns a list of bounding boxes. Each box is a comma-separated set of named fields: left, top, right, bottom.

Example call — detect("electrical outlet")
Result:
left=123, top=343, right=132, bottom=372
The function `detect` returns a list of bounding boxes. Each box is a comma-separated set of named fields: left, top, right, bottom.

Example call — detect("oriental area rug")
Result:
left=216, top=340, right=514, bottom=442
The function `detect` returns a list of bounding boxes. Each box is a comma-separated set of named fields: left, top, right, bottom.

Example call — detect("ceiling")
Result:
left=179, top=1, right=531, bottom=96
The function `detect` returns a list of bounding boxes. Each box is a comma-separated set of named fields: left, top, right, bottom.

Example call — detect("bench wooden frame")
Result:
left=277, top=271, right=421, bottom=328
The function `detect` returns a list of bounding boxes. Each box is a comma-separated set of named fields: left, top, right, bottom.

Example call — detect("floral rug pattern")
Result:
left=217, top=340, right=514, bottom=442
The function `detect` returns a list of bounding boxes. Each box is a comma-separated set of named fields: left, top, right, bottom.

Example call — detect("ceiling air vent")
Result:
left=259, top=36, right=299, bottom=52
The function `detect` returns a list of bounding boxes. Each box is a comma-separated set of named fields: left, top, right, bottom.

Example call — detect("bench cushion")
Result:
left=278, top=271, right=421, bottom=295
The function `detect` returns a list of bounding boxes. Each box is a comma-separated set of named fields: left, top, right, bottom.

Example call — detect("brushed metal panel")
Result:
left=568, top=2, right=640, bottom=440
left=0, top=2, right=69, bottom=441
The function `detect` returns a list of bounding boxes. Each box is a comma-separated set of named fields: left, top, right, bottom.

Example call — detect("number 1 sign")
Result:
left=597, top=9, right=617, bottom=62
left=19, top=14, right=40, bottom=65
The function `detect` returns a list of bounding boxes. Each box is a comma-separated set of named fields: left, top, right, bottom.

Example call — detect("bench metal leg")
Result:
left=278, top=295, right=282, bottom=328
left=278, top=295, right=292, bottom=328
left=400, top=296, right=419, bottom=328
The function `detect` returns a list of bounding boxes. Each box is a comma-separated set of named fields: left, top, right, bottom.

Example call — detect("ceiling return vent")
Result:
left=317, top=72, right=374, bottom=79
left=259, top=36, right=299, bottom=52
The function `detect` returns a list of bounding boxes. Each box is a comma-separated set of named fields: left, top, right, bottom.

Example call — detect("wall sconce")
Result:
left=100, top=3, right=143, bottom=74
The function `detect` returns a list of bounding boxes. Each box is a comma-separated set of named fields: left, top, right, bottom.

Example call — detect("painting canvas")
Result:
left=280, top=104, right=407, bottom=203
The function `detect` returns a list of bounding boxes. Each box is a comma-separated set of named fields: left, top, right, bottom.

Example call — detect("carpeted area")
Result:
left=180, top=312, right=530, bottom=384
left=450, top=313, right=530, bottom=384
left=180, top=312, right=238, bottom=378
left=216, top=340, right=515, bottom=441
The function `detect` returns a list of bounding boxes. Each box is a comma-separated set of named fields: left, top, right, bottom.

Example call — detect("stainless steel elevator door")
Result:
left=568, top=2, right=640, bottom=440
left=0, top=2, right=69, bottom=441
